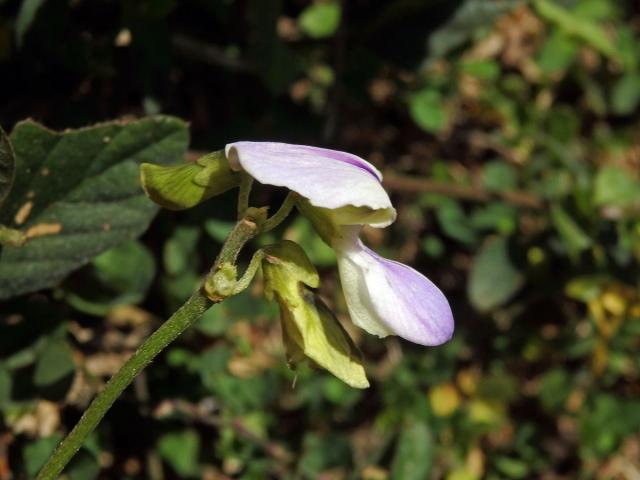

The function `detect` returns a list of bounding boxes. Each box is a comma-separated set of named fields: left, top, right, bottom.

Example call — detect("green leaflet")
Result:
left=0, top=116, right=189, bottom=299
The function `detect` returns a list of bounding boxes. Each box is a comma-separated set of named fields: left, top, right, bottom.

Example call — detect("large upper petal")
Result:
left=225, top=142, right=395, bottom=226
left=335, top=229, right=454, bottom=346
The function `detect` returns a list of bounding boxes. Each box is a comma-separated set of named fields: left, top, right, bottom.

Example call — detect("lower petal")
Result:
left=336, top=235, right=454, bottom=346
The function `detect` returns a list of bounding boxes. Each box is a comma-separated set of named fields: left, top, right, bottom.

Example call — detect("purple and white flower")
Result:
left=225, top=141, right=454, bottom=346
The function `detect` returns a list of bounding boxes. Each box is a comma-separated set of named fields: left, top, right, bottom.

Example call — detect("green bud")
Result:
left=204, top=262, right=238, bottom=302
left=140, top=150, right=239, bottom=210
left=262, top=240, right=369, bottom=389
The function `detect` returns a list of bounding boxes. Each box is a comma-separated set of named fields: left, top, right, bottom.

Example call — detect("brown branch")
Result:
left=382, top=171, right=545, bottom=210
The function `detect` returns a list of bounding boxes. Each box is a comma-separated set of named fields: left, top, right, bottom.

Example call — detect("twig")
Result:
left=382, top=171, right=545, bottom=209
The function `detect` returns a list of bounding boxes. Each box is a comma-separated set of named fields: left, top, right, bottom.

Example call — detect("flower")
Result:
left=225, top=142, right=395, bottom=228
left=226, top=141, right=454, bottom=346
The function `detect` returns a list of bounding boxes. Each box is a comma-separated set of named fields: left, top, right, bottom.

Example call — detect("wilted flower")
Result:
left=261, top=240, right=368, bottom=388
left=226, top=141, right=454, bottom=346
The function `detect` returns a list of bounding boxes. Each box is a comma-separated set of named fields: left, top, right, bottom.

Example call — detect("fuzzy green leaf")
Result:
left=0, top=116, right=189, bottom=299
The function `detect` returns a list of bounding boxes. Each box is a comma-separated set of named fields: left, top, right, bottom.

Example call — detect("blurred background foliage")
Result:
left=1, top=0, right=640, bottom=478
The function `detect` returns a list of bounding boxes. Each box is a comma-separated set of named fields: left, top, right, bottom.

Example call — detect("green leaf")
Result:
left=164, top=226, right=200, bottom=276
left=0, top=116, right=189, bottom=299
left=470, top=203, right=517, bottom=235
left=460, top=59, right=500, bottom=81
left=534, top=0, right=619, bottom=62
left=299, top=2, right=341, bottom=39
left=436, top=200, right=478, bottom=245
left=537, top=31, right=577, bottom=74
left=0, top=126, right=14, bottom=209
left=482, top=161, right=517, bottom=192
left=468, top=236, right=524, bottom=311
left=594, top=166, right=640, bottom=207
left=611, top=72, right=640, bottom=116
left=15, top=0, right=47, bottom=47
left=565, top=274, right=608, bottom=302
left=550, top=205, right=592, bottom=258
left=24, top=435, right=63, bottom=478
left=64, top=240, right=156, bottom=315
left=158, top=429, right=200, bottom=477
left=409, top=88, right=448, bottom=133
left=391, top=420, right=433, bottom=480
left=538, top=369, right=571, bottom=412
left=33, top=339, right=75, bottom=387
left=493, top=456, right=529, bottom=479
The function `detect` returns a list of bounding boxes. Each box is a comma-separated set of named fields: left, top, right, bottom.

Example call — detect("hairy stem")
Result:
left=237, top=173, right=254, bottom=218
left=262, top=192, right=297, bottom=232
left=232, top=249, right=265, bottom=294
left=37, top=217, right=258, bottom=480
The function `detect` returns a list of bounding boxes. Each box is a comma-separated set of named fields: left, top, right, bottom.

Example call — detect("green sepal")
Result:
left=296, top=198, right=392, bottom=245
left=140, top=150, right=239, bottom=210
left=262, top=240, right=369, bottom=389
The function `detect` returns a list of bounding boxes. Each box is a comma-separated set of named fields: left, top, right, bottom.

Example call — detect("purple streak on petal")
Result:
left=229, top=141, right=381, bottom=181
left=364, top=245, right=454, bottom=345
left=296, top=145, right=382, bottom=181
left=226, top=141, right=394, bottom=217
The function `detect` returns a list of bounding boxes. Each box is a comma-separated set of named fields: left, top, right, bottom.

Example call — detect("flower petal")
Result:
left=336, top=231, right=454, bottom=346
left=225, top=142, right=395, bottom=226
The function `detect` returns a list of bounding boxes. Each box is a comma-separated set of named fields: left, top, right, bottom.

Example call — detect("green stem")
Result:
left=262, top=192, right=297, bottom=232
left=237, top=173, right=253, bottom=219
left=37, top=217, right=258, bottom=480
left=232, top=249, right=265, bottom=294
